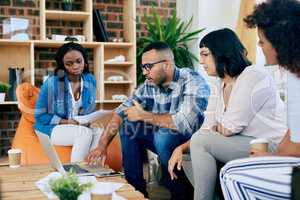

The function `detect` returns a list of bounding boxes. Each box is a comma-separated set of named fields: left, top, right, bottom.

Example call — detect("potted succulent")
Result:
left=0, top=82, right=10, bottom=102
left=49, top=171, right=93, bottom=200
left=62, top=0, right=73, bottom=11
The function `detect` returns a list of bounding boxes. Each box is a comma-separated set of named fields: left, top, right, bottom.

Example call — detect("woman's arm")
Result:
left=276, top=130, right=300, bottom=157
left=251, top=130, right=300, bottom=157
left=168, top=140, right=190, bottom=180
left=216, top=122, right=233, bottom=136
left=35, top=79, right=62, bottom=125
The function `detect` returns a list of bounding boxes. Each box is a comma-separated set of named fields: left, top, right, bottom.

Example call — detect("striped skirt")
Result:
left=220, top=156, right=300, bottom=200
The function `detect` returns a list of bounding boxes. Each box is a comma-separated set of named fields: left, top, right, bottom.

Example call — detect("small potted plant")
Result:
left=49, top=171, right=93, bottom=200
left=62, top=0, right=73, bottom=11
left=0, top=82, right=10, bottom=102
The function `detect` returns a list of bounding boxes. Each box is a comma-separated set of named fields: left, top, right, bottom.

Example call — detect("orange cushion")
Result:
left=12, top=83, right=71, bottom=165
left=106, top=135, right=122, bottom=171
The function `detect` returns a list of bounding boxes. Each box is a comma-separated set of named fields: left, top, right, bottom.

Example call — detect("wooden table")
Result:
left=0, top=164, right=145, bottom=200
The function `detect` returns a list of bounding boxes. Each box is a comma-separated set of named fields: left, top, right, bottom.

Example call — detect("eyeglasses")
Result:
left=140, top=60, right=166, bottom=71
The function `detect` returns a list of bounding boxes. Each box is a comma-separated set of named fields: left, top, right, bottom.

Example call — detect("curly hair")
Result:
left=54, top=42, right=89, bottom=78
left=244, top=0, right=300, bottom=75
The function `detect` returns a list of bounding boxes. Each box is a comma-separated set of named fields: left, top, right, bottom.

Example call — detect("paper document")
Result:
left=91, top=182, right=124, bottom=195
left=74, top=110, right=112, bottom=124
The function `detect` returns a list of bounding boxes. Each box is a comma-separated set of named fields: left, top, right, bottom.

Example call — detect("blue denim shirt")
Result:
left=116, top=67, right=210, bottom=135
left=34, top=73, right=96, bottom=136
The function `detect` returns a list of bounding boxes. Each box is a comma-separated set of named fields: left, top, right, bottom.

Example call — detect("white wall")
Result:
left=177, top=0, right=241, bottom=71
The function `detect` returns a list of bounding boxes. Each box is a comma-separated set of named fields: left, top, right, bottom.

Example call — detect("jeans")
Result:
left=119, top=119, right=193, bottom=199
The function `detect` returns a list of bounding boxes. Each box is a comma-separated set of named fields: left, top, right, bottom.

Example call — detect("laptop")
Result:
left=37, top=132, right=115, bottom=176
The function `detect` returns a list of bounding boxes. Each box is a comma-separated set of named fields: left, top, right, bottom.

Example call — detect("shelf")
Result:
left=0, top=0, right=136, bottom=110
left=0, top=39, right=32, bottom=46
left=0, top=101, right=18, bottom=105
left=103, top=43, right=134, bottom=48
left=104, top=81, right=132, bottom=84
left=104, top=62, right=133, bottom=66
left=34, top=40, right=101, bottom=48
left=45, top=10, right=90, bottom=21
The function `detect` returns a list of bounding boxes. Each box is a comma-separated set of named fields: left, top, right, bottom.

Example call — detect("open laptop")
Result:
left=37, top=132, right=115, bottom=176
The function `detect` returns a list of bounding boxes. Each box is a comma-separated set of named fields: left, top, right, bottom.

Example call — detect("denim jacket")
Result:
left=34, top=73, right=96, bottom=136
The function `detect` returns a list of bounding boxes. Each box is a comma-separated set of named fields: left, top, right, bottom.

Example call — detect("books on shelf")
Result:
left=93, top=9, right=109, bottom=42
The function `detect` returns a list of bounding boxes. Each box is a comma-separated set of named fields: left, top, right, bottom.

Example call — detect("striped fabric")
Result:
left=220, top=156, right=300, bottom=200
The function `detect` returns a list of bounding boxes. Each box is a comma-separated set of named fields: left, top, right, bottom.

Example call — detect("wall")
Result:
left=177, top=0, right=241, bottom=70
left=0, top=0, right=176, bottom=157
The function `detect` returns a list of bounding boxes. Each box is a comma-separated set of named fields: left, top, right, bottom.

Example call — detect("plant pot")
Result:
left=62, top=3, right=72, bottom=11
left=0, top=93, right=5, bottom=102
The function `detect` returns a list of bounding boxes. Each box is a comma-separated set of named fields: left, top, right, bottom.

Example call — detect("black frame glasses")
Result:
left=140, top=59, right=166, bottom=71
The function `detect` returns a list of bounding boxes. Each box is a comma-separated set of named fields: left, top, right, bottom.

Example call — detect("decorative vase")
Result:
left=0, top=93, right=5, bottom=102
left=62, top=3, right=72, bottom=11
left=8, top=67, right=24, bottom=101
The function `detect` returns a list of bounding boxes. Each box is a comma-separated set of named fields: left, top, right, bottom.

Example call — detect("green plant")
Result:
left=0, top=82, right=10, bottom=93
left=49, top=171, right=93, bottom=200
left=137, top=10, right=205, bottom=84
left=63, top=0, right=73, bottom=4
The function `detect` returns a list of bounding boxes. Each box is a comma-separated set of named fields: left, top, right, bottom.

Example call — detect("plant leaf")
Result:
left=136, top=10, right=205, bottom=85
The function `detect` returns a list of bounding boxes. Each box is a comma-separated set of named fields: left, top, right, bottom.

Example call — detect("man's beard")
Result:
left=156, top=75, right=167, bottom=87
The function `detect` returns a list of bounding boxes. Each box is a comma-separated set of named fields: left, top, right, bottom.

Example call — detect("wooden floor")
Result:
left=147, top=181, right=170, bottom=200
left=143, top=163, right=171, bottom=200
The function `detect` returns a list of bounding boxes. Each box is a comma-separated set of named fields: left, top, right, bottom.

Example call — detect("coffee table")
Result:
left=0, top=164, right=145, bottom=199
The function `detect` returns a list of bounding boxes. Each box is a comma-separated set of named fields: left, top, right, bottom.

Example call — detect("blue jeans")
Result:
left=119, top=119, right=193, bottom=199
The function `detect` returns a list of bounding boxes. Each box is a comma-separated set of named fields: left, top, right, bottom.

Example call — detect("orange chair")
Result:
left=12, top=83, right=122, bottom=171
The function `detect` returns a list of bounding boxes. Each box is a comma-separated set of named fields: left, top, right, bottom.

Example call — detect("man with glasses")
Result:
left=86, top=42, right=210, bottom=200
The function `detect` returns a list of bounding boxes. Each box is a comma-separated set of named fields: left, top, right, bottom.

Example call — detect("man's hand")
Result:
left=124, top=100, right=147, bottom=121
left=168, top=146, right=183, bottom=180
left=85, top=145, right=107, bottom=167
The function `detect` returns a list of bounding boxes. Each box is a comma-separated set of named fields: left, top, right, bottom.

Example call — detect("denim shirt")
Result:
left=34, top=73, right=96, bottom=136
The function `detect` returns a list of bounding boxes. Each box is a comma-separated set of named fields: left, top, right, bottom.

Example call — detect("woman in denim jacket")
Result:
left=35, top=42, right=102, bottom=162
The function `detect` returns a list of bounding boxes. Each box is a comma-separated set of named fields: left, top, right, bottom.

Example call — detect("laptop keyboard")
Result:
left=63, top=164, right=90, bottom=174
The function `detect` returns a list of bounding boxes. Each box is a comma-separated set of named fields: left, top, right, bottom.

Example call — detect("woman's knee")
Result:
left=76, top=126, right=93, bottom=138
left=190, top=129, right=214, bottom=152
